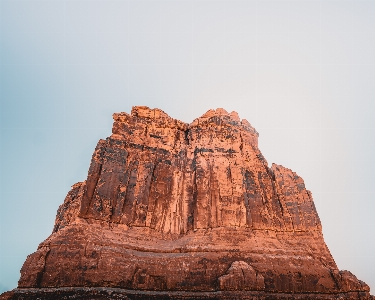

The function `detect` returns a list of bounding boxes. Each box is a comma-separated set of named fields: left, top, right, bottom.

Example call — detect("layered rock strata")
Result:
left=4, top=107, right=373, bottom=299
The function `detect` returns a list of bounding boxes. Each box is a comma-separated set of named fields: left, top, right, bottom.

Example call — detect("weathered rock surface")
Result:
left=3, top=107, right=373, bottom=299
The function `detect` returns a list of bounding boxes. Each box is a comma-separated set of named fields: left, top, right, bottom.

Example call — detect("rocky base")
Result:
left=1, top=287, right=373, bottom=300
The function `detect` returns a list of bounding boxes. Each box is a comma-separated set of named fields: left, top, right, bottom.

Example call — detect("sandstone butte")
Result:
left=1, top=106, right=373, bottom=300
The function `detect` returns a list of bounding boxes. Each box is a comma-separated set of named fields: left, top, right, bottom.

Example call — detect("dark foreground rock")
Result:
left=4, top=287, right=375, bottom=300
left=1, top=107, right=373, bottom=300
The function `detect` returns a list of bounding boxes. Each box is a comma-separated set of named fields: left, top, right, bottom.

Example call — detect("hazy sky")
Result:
left=1, top=0, right=375, bottom=293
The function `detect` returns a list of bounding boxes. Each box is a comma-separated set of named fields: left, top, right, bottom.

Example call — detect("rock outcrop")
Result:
left=3, top=107, right=373, bottom=299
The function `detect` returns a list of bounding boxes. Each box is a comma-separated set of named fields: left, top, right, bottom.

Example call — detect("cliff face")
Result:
left=59, top=106, right=319, bottom=234
left=11, top=107, right=372, bottom=299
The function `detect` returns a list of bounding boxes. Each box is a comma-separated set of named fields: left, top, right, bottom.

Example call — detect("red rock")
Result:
left=3, top=107, right=373, bottom=299
left=218, top=261, right=265, bottom=291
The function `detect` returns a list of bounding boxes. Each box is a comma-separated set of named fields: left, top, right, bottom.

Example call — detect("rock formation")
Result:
left=2, top=107, right=373, bottom=299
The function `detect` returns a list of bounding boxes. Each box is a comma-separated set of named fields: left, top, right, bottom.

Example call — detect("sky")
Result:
left=0, top=0, right=375, bottom=294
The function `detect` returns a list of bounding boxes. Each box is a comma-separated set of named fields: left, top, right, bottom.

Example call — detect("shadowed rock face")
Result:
left=7, top=107, right=373, bottom=299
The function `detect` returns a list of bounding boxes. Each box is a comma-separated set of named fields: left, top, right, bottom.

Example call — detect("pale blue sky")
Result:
left=1, top=0, right=375, bottom=293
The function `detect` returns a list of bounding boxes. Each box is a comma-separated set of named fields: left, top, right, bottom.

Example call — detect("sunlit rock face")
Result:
left=9, top=107, right=373, bottom=299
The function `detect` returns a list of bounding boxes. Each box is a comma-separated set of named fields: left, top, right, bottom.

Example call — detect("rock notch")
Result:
left=3, top=107, right=373, bottom=299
